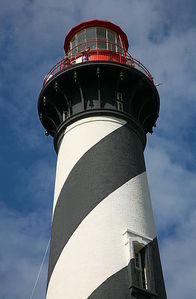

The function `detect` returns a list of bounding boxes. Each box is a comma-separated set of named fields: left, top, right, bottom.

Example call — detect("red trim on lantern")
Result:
left=64, top=19, right=129, bottom=53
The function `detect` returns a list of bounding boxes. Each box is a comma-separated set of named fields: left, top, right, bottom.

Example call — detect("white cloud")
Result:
left=145, top=141, right=196, bottom=231
left=145, top=138, right=196, bottom=298
left=161, top=210, right=196, bottom=298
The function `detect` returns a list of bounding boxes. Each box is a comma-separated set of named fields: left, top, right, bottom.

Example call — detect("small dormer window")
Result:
left=134, top=242, right=149, bottom=290
left=123, top=230, right=156, bottom=295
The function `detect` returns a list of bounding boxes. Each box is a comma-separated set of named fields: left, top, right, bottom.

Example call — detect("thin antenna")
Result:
left=29, top=239, right=50, bottom=299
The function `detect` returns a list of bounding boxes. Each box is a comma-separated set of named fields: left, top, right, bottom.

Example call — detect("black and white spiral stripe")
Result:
left=46, top=115, right=159, bottom=299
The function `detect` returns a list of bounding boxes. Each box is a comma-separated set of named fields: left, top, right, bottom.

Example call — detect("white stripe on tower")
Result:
left=46, top=115, right=156, bottom=299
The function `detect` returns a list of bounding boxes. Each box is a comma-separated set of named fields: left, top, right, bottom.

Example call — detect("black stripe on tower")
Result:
left=47, top=123, right=146, bottom=286
left=87, top=238, right=167, bottom=299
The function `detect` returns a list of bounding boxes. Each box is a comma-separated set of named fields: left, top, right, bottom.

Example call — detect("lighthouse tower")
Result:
left=38, top=20, right=167, bottom=299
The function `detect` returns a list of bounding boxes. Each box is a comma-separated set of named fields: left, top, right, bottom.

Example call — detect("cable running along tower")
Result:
left=38, top=19, right=167, bottom=299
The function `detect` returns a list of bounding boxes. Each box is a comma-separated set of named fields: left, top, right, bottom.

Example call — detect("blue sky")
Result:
left=0, top=0, right=196, bottom=298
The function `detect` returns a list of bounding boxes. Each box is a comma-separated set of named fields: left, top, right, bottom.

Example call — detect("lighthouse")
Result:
left=38, top=20, right=167, bottom=299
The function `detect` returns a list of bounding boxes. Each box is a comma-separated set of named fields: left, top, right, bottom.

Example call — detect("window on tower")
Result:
left=116, top=92, right=123, bottom=111
left=133, top=242, right=149, bottom=290
left=123, top=230, right=156, bottom=295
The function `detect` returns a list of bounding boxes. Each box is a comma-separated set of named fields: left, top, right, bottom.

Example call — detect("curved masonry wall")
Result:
left=46, top=116, right=166, bottom=299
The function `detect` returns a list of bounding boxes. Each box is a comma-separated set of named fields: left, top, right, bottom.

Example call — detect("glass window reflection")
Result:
left=77, top=30, right=85, bottom=44
left=86, top=27, right=96, bottom=40
left=68, top=27, right=124, bottom=55
left=108, top=30, right=116, bottom=51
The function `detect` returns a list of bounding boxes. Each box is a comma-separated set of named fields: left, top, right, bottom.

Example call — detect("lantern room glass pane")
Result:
left=88, top=41, right=96, bottom=50
left=72, top=47, right=77, bottom=55
left=78, top=44, right=83, bottom=52
left=97, top=27, right=107, bottom=49
left=68, top=26, right=124, bottom=55
left=86, top=27, right=96, bottom=50
left=77, top=30, right=85, bottom=44
left=117, top=36, right=123, bottom=54
left=86, top=27, right=96, bottom=41
left=97, top=27, right=106, bottom=40
left=108, top=30, right=116, bottom=51
left=97, top=41, right=107, bottom=49
left=70, top=38, right=76, bottom=49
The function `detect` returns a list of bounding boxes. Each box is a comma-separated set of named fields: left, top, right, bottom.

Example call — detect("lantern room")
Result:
left=38, top=19, right=159, bottom=141
left=64, top=20, right=129, bottom=63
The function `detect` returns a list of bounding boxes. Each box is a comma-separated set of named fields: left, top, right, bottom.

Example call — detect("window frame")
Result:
left=69, top=27, right=124, bottom=55
left=133, top=242, right=149, bottom=290
left=123, top=229, right=155, bottom=293
left=116, top=91, right=123, bottom=111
